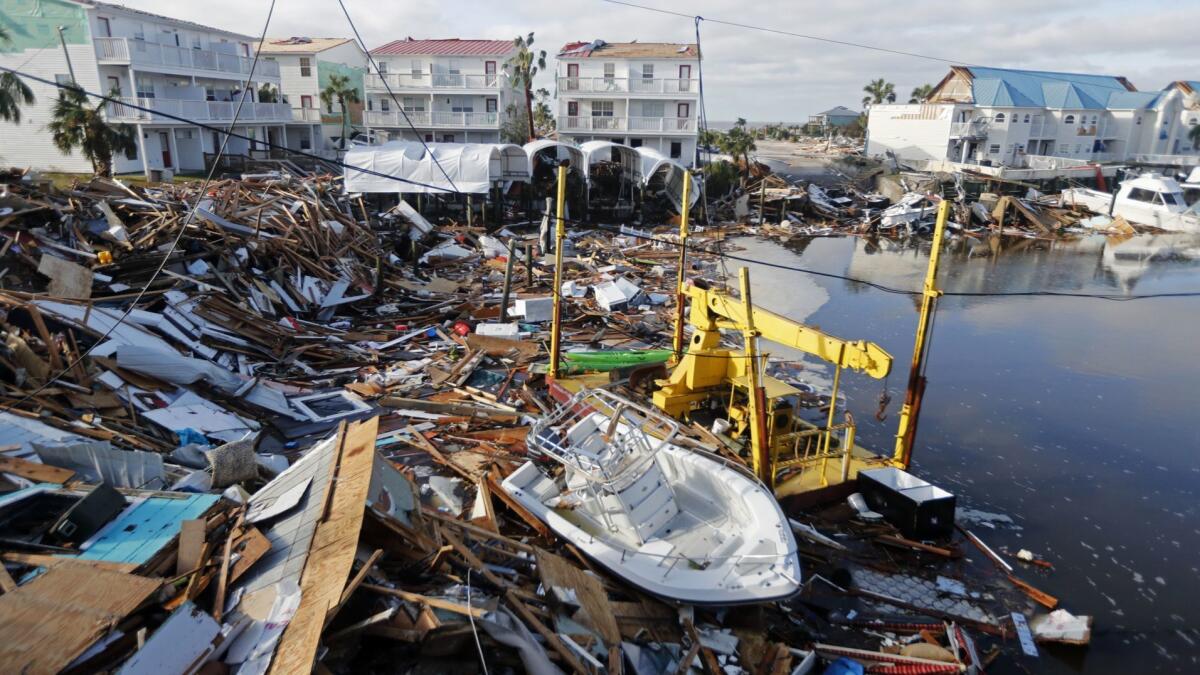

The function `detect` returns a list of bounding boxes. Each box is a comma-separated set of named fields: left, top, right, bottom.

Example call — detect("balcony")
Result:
left=556, top=78, right=700, bottom=96
left=365, top=72, right=501, bottom=91
left=558, top=116, right=696, bottom=134
left=105, top=97, right=294, bottom=124
left=557, top=77, right=697, bottom=95
left=1029, top=120, right=1057, bottom=137
left=94, top=37, right=280, bottom=80
left=291, top=107, right=322, bottom=122
left=364, top=110, right=499, bottom=129
left=949, top=120, right=988, bottom=138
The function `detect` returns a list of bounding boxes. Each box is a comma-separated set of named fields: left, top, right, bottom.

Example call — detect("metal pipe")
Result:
left=548, top=160, right=569, bottom=380
left=499, top=238, right=516, bottom=322
left=671, top=171, right=692, bottom=361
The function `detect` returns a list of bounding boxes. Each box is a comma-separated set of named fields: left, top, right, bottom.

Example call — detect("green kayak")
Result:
left=561, top=349, right=673, bottom=371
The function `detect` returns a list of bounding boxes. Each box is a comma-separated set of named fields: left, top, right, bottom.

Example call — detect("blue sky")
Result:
left=118, top=0, right=1199, bottom=123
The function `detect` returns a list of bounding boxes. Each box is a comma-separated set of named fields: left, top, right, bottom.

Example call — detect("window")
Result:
left=1059, top=143, right=1070, bottom=154
left=629, top=138, right=643, bottom=147
left=300, top=57, right=311, bottom=77
left=1136, top=116, right=1142, bottom=125
left=1127, top=188, right=1156, bottom=203
left=642, top=101, right=664, bottom=118
left=603, top=63, right=615, bottom=81
left=411, top=60, right=423, bottom=78
left=380, top=98, right=390, bottom=112
left=1064, top=114, right=1075, bottom=124
left=670, top=141, right=682, bottom=159
left=567, top=101, right=578, bottom=117
left=55, top=73, right=72, bottom=86
left=106, top=76, right=121, bottom=95
left=1075, top=144, right=1082, bottom=153
left=136, top=77, right=155, bottom=98
left=1189, top=118, right=1198, bottom=126
left=994, top=112, right=1005, bottom=123
left=366, top=98, right=372, bottom=111
left=442, top=134, right=455, bottom=142
left=425, top=134, right=434, bottom=142
left=124, top=143, right=137, bottom=161
left=402, top=96, right=425, bottom=112
left=1023, top=114, right=1030, bottom=123
left=448, top=59, right=461, bottom=75
left=377, top=61, right=388, bottom=74
left=486, top=98, right=497, bottom=113
left=300, top=137, right=311, bottom=150
left=97, top=17, right=111, bottom=37
left=1162, top=192, right=1181, bottom=205
left=450, top=99, right=473, bottom=113
left=642, top=64, right=654, bottom=80
left=1090, top=115, right=1098, bottom=125
left=591, top=100, right=614, bottom=117
left=988, top=144, right=1001, bottom=154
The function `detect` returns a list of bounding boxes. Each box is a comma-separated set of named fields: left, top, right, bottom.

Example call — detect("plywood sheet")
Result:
left=267, top=417, right=378, bottom=675
left=535, top=548, right=621, bottom=646
left=0, top=561, right=161, bottom=674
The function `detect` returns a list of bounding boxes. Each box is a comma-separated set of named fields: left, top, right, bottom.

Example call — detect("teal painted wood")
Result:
left=75, top=494, right=220, bottom=564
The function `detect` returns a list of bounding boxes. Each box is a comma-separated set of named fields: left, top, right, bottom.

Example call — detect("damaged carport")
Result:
left=523, top=139, right=587, bottom=222
left=637, top=146, right=699, bottom=221
left=344, top=141, right=531, bottom=225
left=580, top=140, right=642, bottom=219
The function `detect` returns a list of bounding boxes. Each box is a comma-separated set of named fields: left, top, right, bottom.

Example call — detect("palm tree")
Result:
left=505, top=32, right=545, bottom=142
left=47, top=86, right=136, bottom=177
left=909, top=83, right=935, bottom=104
left=532, top=87, right=555, bottom=136
left=861, top=78, right=896, bottom=109
left=718, top=118, right=756, bottom=178
left=258, top=83, right=279, bottom=103
left=1189, top=123, right=1200, bottom=151
left=0, top=26, right=35, bottom=123
left=320, top=73, right=360, bottom=149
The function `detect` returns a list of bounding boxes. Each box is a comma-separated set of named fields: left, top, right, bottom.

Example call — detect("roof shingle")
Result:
left=558, top=41, right=698, bottom=59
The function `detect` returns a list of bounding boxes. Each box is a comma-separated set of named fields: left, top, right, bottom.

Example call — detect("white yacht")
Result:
left=502, top=389, right=801, bottom=606
left=1062, top=173, right=1200, bottom=233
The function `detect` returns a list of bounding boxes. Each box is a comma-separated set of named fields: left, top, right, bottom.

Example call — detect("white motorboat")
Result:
left=879, top=193, right=939, bottom=228
left=502, top=389, right=801, bottom=606
left=1061, top=172, right=1200, bottom=233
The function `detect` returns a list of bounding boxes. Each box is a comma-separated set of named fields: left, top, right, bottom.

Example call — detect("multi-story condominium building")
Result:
left=866, top=66, right=1200, bottom=168
left=0, top=0, right=298, bottom=176
left=258, top=37, right=366, bottom=152
left=362, top=38, right=517, bottom=144
left=554, top=40, right=699, bottom=167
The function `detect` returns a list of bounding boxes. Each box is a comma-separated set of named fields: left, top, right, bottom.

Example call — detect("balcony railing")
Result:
left=949, top=120, right=988, bottom=138
left=292, top=107, right=322, bottom=122
left=1029, top=120, right=1057, bottom=137
left=364, top=110, right=499, bottom=128
left=557, top=77, right=697, bottom=95
left=558, top=116, right=696, bottom=133
left=365, top=72, right=501, bottom=90
left=94, top=37, right=280, bottom=79
left=106, top=97, right=294, bottom=123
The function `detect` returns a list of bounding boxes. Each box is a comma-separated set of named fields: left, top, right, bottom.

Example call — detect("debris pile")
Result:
left=0, top=170, right=1089, bottom=673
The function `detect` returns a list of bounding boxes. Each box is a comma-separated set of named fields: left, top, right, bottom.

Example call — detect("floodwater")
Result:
left=729, top=233, right=1200, bottom=673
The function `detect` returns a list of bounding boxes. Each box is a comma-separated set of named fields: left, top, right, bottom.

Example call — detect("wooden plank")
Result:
left=176, top=519, right=206, bottom=576
left=229, top=526, right=271, bottom=583
left=0, top=552, right=139, bottom=574
left=0, top=561, right=161, bottom=674
left=535, top=548, right=621, bottom=647
left=268, top=417, right=379, bottom=675
left=0, top=564, right=15, bottom=594
left=485, top=472, right=551, bottom=538
left=0, top=456, right=76, bottom=484
left=325, top=549, right=384, bottom=628
left=361, top=584, right=487, bottom=618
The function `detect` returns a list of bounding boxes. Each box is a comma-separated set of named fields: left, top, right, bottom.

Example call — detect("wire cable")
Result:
left=333, top=0, right=460, bottom=192
left=0, top=66, right=465, bottom=195
left=1, top=0, right=279, bottom=411
left=465, top=568, right=490, bottom=675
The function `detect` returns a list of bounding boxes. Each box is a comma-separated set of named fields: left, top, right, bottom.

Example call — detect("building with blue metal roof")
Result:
left=866, top=66, right=1200, bottom=170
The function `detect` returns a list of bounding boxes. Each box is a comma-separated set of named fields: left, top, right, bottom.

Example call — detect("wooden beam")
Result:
left=325, top=549, right=384, bottom=629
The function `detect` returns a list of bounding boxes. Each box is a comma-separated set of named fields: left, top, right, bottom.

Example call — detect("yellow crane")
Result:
left=652, top=268, right=893, bottom=497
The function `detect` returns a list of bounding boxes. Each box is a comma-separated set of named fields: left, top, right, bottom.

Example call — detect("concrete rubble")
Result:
left=0, top=167, right=1089, bottom=674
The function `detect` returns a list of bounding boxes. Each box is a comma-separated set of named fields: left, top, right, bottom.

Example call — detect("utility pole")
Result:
left=57, top=26, right=77, bottom=85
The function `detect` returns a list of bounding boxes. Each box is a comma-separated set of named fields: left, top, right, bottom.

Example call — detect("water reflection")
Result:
left=728, top=234, right=1200, bottom=675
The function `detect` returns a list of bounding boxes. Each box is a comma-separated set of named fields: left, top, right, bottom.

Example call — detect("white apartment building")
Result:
left=259, top=37, right=366, bottom=153
left=362, top=38, right=517, bottom=144
left=555, top=40, right=699, bottom=167
left=866, top=66, right=1200, bottom=169
left=0, top=0, right=296, bottom=177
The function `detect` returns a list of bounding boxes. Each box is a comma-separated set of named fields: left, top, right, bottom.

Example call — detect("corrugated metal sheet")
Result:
left=371, top=38, right=515, bottom=56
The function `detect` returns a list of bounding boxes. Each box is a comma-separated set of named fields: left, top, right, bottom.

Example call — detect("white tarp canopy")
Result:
left=636, top=146, right=700, bottom=210
left=344, top=142, right=530, bottom=194
left=579, top=140, right=642, bottom=181
left=523, top=139, right=585, bottom=174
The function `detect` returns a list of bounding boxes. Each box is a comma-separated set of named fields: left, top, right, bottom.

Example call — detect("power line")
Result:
left=0, top=68, right=465, bottom=195
left=333, top=0, right=460, bottom=191
left=2, top=0, right=280, bottom=411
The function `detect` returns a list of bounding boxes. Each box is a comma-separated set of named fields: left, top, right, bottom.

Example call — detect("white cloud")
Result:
left=114, top=0, right=1199, bottom=121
